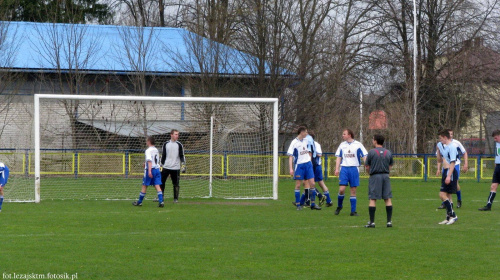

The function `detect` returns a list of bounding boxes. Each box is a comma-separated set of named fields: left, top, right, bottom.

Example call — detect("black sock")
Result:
left=386, top=205, right=393, bottom=223
left=487, top=192, right=496, bottom=207
left=443, top=200, right=455, bottom=217
left=369, top=206, right=376, bottom=223
left=304, top=189, right=310, bottom=202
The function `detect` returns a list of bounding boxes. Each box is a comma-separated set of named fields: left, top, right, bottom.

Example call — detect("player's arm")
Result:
left=436, top=148, right=442, bottom=176
left=364, top=152, right=371, bottom=173
left=445, top=161, right=455, bottom=185
left=289, top=156, right=294, bottom=176
left=147, top=161, right=153, bottom=178
left=160, top=142, right=167, bottom=167
left=179, top=142, right=186, bottom=173
left=335, top=157, right=341, bottom=176
left=462, top=149, right=469, bottom=172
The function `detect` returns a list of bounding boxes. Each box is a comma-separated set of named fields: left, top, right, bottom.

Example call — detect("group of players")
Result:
left=132, top=129, right=186, bottom=207
left=287, top=126, right=498, bottom=227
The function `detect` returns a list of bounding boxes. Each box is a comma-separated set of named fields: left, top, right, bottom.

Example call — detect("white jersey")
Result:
left=287, top=137, right=311, bottom=165
left=313, top=141, right=322, bottom=166
left=144, top=146, right=160, bottom=170
left=436, top=139, right=466, bottom=165
left=335, top=140, right=368, bottom=167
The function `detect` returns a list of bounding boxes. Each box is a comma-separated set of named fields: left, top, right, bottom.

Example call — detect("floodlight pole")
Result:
left=412, top=0, right=418, bottom=154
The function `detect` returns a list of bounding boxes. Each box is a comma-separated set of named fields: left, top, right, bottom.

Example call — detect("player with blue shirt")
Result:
left=0, top=162, right=10, bottom=213
left=334, top=129, right=368, bottom=216
left=478, top=130, right=500, bottom=211
left=436, top=130, right=458, bottom=225
left=288, top=126, right=321, bottom=210
left=436, top=129, right=468, bottom=209
left=133, top=136, right=164, bottom=208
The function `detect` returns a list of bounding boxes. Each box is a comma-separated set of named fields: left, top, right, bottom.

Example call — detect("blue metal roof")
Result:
left=1, top=21, right=282, bottom=76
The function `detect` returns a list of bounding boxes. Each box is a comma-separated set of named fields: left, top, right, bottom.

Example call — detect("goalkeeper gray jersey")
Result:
left=161, top=140, right=185, bottom=170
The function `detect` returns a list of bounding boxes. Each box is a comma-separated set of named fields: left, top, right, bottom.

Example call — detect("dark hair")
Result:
left=344, top=129, right=354, bottom=139
left=445, top=128, right=453, bottom=133
left=171, top=129, right=179, bottom=135
left=438, top=129, right=451, bottom=139
left=147, top=136, right=155, bottom=145
left=373, top=134, right=385, bottom=145
left=297, top=126, right=307, bottom=135
left=308, top=130, right=315, bottom=139
left=492, top=130, right=500, bottom=137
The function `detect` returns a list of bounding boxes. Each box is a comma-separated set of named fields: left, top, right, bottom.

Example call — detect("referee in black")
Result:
left=160, top=129, right=186, bottom=203
left=364, top=134, right=394, bottom=228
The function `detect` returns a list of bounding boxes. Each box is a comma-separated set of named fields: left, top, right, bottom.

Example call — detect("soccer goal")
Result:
left=29, top=94, right=278, bottom=202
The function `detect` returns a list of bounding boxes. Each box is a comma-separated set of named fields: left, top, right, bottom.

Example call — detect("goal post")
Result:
left=33, top=94, right=279, bottom=202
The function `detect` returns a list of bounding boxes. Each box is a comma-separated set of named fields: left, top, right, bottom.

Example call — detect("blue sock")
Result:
left=137, top=192, right=146, bottom=203
left=310, top=188, right=316, bottom=206
left=338, top=194, right=344, bottom=208
left=300, top=193, right=306, bottom=205
left=295, top=190, right=301, bottom=205
left=457, top=190, right=462, bottom=201
left=0, top=195, right=3, bottom=210
left=157, top=191, right=164, bottom=203
left=350, top=196, right=357, bottom=213
left=324, top=191, right=332, bottom=204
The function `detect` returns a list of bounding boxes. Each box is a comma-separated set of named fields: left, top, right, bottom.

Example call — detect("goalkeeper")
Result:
left=159, top=129, right=186, bottom=203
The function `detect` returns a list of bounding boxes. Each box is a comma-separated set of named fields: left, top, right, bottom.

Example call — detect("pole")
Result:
left=34, top=95, right=41, bottom=203
left=272, top=100, right=279, bottom=200
left=209, top=115, right=214, bottom=198
left=413, top=0, right=418, bottom=154
left=360, top=90, right=363, bottom=143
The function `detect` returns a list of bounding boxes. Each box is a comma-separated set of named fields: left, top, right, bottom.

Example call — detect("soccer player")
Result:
left=0, top=162, right=10, bottom=213
left=288, top=126, right=321, bottom=210
left=436, top=129, right=468, bottom=209
left=133, top=136, right=164, bottom=207
left=159, top=129, right=186, bottom=203
left=478, top=130, right=500, bottom=211
left=334, top=129, right=368, bottom=216
left=364, top=135, right=394, bottom=228
left=308, top=131, right=333, bottom=207
left=436, top=130, right=458, bottom=225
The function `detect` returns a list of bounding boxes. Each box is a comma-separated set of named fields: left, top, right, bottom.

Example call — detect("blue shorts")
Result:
left=314, top=165, right=323, bottom=182
left=0, top=166, right=9, bottom=187
left=339, top=166, right=360, bottom=187
left=294, top=162, right=314, bottom=180
left=143, top=168, right=162, bottom=186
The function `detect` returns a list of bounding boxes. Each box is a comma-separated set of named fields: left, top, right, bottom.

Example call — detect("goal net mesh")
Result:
left=34, top=97, right=275, bottom=200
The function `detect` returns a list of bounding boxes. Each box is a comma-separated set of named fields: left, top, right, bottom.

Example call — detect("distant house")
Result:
left=0, top=21, right=293, bottom=151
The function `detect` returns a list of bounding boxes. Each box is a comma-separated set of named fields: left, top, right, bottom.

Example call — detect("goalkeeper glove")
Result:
left=181, top=163, right=186, bottom=173
left=160, top=166, right=163, bottom=172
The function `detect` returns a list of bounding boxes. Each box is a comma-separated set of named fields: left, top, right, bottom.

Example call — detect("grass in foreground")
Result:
left=1, top=179, right=499, bottom=280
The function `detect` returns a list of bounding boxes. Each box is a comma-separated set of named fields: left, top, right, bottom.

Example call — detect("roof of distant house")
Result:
left=0, top=21, right=291, bottom=77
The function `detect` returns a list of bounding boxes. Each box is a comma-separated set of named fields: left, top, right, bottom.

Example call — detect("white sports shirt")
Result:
left=335, top=140, right=368, bottom=167
left=436, top=139, right=466, bottom=165
left=287, top=137, right=312, bottom=165
left=313, top=141, right=322, bottom=166
left=145, top=146, right=160, bottom=170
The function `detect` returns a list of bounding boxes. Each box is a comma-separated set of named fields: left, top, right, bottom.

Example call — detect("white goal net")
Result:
left=3, top=94, right=278, bottom=202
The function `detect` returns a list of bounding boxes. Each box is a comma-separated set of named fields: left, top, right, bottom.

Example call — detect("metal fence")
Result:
left=0, top=149, right=495, bottom=181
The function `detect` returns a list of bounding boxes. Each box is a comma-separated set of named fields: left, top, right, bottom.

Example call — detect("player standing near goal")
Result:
left=436, top=129, right=468, bottom=209
left=436, top=130, right=458, bottom=225
left=0, top=162, right=10, bottom=213
left=364, top=135, right=394, bottom=228
left=160, top=129, right=186, bottom=203
left=133, top=136, right=164, bottom=207
left=334, top=129, right=368, bottom=216
left=308, top=131, right=333, bottom=207
left=288, top=126, right=321, bottom=210
left=478, top=130, right=500, bottom=211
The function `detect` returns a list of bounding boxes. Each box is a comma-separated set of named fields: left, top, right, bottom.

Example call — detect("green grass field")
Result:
left=1, top=179, right=499, bottom=280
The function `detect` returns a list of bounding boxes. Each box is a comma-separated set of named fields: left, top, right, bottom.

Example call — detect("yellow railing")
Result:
left=0, top=152, right=26, bottom=175
left=327, top=157, right=424, bottom=179
left=28, top=152, right=74, bottom=175
left=426, top=157, right=477, bottom=179
left=480, top=158, right=496, bottom=180
left=78, top=153, right=125, bottom=175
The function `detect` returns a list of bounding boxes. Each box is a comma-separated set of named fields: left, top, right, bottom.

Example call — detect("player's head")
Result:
left=297, top=126, right=308, bottom=138
left=342, top=129, right=354, bottom=141
left=308, top=130, right=315, bottom=139
left=492, top=130, right=500, bottom=142
left=445, top=128, right=454, bottom=139
left=170, top=129, right=179, bottom=141
left=146, top=136, right=155, bottom=147
left=438, top=129, right=451, bottom=144
left=373, top=134, right=385, bottom=146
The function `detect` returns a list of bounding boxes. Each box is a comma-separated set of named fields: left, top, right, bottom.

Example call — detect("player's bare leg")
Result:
left=479, top=183, right=497, bottom=211
left=439, top=191, right=457, bottom=224
left=317, top=180, right=332, bottom=206
left=456, top=183, right=462, bottom=208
